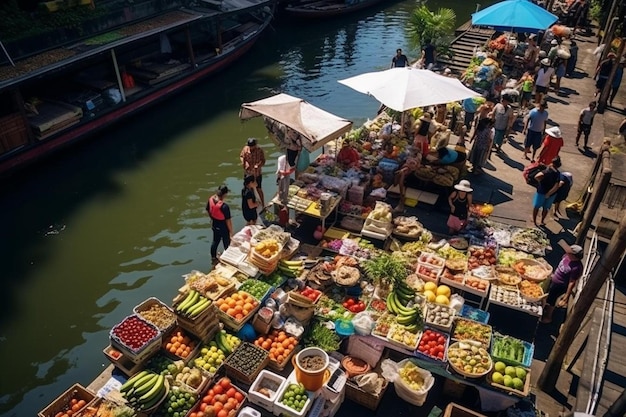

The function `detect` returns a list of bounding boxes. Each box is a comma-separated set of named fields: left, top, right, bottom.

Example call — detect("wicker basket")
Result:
left=345, top=378, right=388, bottom=411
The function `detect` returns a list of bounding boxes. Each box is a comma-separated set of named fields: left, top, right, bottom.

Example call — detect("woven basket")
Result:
left=345, top=379, right=388, bottom=411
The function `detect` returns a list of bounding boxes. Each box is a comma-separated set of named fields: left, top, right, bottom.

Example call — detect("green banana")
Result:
left=218, top=331, right=232, bottom=355
left=187, top=298, right=210, bottom=317
left=396, top=313, right=417, bottom=325
left=139, top=383, right=165, bottom=410
left=403, top=323, right=420, bottom=332
left=177, top=290, right=198, bottom=312
left=120, top=370, right=148, bottom=392
left=395, top=285, right=415, bottom=297
left=132, top=373, right=160, bottom=397
left=280, top=259, right=304, bottom=267
left=386, top=293, right=398, bottom=314
left=395, top=291, right=413, bottom=305
left=131, top=371, right=157, bottom=390
left=393, top=294, right=416, bottom=315
left=139, top=374, right=165, bottom=402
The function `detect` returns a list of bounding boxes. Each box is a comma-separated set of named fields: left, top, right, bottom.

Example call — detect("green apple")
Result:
left=492, top=372, right=504, bottom=384
left=512, top=377, right=524, bottom=390
left=503, top=375, right=514, bottom=388
left=494, top=361, right=506, bottom=373
left=515, top=367, right=527, bottom=381
left=505, top=366, right=517, bottom=377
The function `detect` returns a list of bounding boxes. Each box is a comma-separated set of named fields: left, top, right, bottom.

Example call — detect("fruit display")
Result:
left=441, top=268, right=465, bottom=283
left=397, top=361, right=427, bottom=391
left=447, top=341, right=493, bottom=377
left=279, top=383, right=310, bottom=413
left=468, top=246, right=497, bottom=269
left=254, top=239, right=281, bottom=259
left=254, top=330, right=298, bottom=367
left=175, top=366, right=205, bottom=390
left=52, top=398, right=89, bottom=417
left=190, top=377, right=245, bottom=417
left=393, top=216, right=425, bottom=237
left=278, top=259, right=305, bottom=278
left=238, top=279, right=273, bottom=301
left=175, top=290, right=213, bottom=319
left=135, top=299, right=176, bottom=331
left=387, top=324, right=421, bottom=350
left=185, top=270, right=234, bottom=299
left=146, top=353, right=182, bottom=376
left=491, top=335, right=531, bottom=367
left=418, top=253, right=445, bottom=268
left=111, top=315, right=160, bottom=352
left=290, top=286, right=322, bottom=305
left=163, top=329, right=198, bottom=359
left=491, top=361, right=529, bottom=394
left=159, top=385, right=198, bottom=417
left=513, top=259, right=552, bottom=282
left=71, top=398, right=134, bottom=417
left=372, top=312, right=395, bottom=337
left=511, top=228, right=550, bottom=255
left=519, top=280, right=544, bottom=301
left=452, top=318, right=492, bottom=347
left=386, top=284, right=423, bottom=332
left=120, top=371, right=168, bottom=411
left=194, top=330, right=241, bottom=374
left=418, top=282, right=451, bottom=306
left=417, top=329, right=448, bottom=361
left=464, top=276, right=489, bottom=293
left=367, top=298, right=387, bottom=313
left=224, top=342, right=269, bottom=382
left=416, top=264, right=442, bottom=282
left=490, top=285, right=521, bottom=306
left=342, top=297, right=366, bottom=313
left=216, top=291, right=259, bottom=322
left=496, top=269, right=522, bottom=286
left=444, top=258, right=467, bottom=272
left=497, top=248, right=532, bottom=267
left=424, top=303, right=455, bottom=330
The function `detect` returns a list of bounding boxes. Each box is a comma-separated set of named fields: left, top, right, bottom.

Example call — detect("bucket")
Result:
left=292, top=347, right=329, bottom=391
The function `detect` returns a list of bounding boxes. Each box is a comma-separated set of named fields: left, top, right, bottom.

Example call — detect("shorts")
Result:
left=244, top=174, right=263, bottom=188
left=287, top=149, right=299, bottom=167
left=243, top=211, right=258, bottom=222
left=493, top=129, right=506, bottom=146
left=535, top=85, right=548, bottom=94
left=524, top=130, right=543, bottom=150
left=533, top=192, right=557, bottom=209
left=577, top=123, right=591, bottom=136
left=596, top=76, right=608, bottom=90
left=521, top=91, right=532, bottom=102
left=546, top=280, right=568, bottom=305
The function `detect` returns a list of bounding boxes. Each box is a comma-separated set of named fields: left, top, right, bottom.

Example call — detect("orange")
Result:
left=277, top=354, right=284, bottom=363
left=261, top=341, right=271, bottom=350
left=227, top=299, right=236, bottom=308
left=235, top=313, right=243, bottom=321
left=234, top=305, right=243, bottom=313
left=219, top=303, right=229, bottom=312
left=213, top=385, right=224, bottom=395
left=242, top=309, right=249, bottom=316
left=243, top=302, right=253, bottom=311
left=217, top=410, right=228, bottom=417
left=277, top=334, right=286, bottom=342
left=226, top=308, right=236, bottom=317
left=281, top=339, right=290, bottom=349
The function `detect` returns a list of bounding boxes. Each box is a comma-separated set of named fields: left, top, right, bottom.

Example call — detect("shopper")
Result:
left=206, top=185, right=233, bottom=263
left=413, top=112, right=436, bottom=156
left=553, top=171, right=573, bottom=217
left=491, top=95, right=514, bottom=152
left=447, top=180, right=473, bottom=235
left=541, top=244, right=584, bottom=323
left=566, top=41, right=578, bottom=76
left=523, top=101, right=549, bottom=161
left=241, top=175, right=259, bottom=226
left=594, top=52, right=616, bottom=97
left=532, top=156, right=563, bottom=226
left=468, top=118, right=494, bottom=174
left=524, top=34, right=539, bottom=70
left=553, top=56, right=567, bottom=94
left=518, top=70, right=535, bottom=110
left=535, top=58, right=554, bottom=104
left=575, top=101, right=596, bottom=148
left=420, top=39, right=437, bottom=70
left=239, top=138, right=266, bottom=206
left=537, top=126, right=564, bottom=165
left=609, top=60, right=624, bottom=105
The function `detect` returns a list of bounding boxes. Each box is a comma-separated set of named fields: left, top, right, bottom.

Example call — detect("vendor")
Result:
left=447, top=179, right=473, bottom=235
left=413, top=112, right=437, bottom=156
left=541, top=244, right=584, bottom=324
left=524, top=34, right=539, bottom=70
left=392, top=155, right=421, bottom=213
left=429, top=145, right=467, bottom=165
left=336, top=140, right=360, bottom=169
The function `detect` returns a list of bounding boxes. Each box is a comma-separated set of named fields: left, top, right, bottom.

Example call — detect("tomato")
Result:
left=226, top=388, right=237, bottom=398
left=234, top=392, right=244, bottom=402
left=213, top=385, right=224, bottom=395
left=437, top=351, right=444, bottom=359
left=346, top=298, right=355, bottom=306
left=437, top=336, right=445, bottom=344
left=220, top=377, right=232, bottom=389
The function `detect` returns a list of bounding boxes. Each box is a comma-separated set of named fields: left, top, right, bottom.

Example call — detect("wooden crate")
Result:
left=345, top=378, right=388, bottom=410
left=38, top=383, right=95, bottom=417
left=443, top=403, right=487, bottom=417
left=0, top=113, right=28, bottom=154
left=103, top=345, right=144, bottom=377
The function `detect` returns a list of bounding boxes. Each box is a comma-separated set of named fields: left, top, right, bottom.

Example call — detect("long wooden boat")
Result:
left=0, top=0, right=275, bottom=178
left=282, top=0, right=386, bottom=19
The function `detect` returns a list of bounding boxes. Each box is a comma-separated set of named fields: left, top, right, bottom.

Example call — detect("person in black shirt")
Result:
left=241, top=175, right=259, bottom=225
left=391, top=49, right=409, bottom=68
left=532, top=157, right=564, bottom=226
left=420, top=40, right=436, bottom=69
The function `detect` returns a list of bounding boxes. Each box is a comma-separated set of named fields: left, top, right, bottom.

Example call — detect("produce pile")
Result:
left=111, top=316, right=159, bottom=353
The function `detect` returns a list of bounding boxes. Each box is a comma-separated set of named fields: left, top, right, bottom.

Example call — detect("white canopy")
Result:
left=239, top=93, right=353, bottom=152
left=338, top=67, right=480, bottom=112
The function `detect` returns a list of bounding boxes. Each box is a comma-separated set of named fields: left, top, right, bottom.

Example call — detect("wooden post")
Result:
left=185, top=26, right=196, bottom=68
left=598, top=36, right=625, bottom=113
left=110, top=49, right=126, bottom=103
left=576, top=166, right=612, bottom=246
left=580, top=145, right=608, bottom=214
left=537, top=210, right=626, bottom=392
left=604, top=386, right=626, bottom=417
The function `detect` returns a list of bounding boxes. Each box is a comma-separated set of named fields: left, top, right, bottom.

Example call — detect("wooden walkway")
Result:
left=437, top=23, right=495, bottom=75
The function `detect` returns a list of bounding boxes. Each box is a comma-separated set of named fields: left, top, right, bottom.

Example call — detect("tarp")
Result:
left=338, top=67, right=480, bottom=112
left=239, top=93, right=353, bottom=152
left=472, top=0, right=558, bottom=33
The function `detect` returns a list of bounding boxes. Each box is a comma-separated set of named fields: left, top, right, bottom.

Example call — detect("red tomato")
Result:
left=346, top=298, right=355, bottom=306
left=437, top=336, right=445, bottom=344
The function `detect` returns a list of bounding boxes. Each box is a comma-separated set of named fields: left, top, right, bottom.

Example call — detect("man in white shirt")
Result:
left=575, top=101, right=596, bottom=148
left=535, top=58, right=555, bottom=104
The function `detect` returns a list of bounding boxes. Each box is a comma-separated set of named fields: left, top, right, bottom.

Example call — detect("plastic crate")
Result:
left=38, top=383, right=95, bottom=417
left=273, top=380, right=312, bottom=417
left=460, top=304, right=490, bottom=324
left=490, top=333, right=534, bottom=368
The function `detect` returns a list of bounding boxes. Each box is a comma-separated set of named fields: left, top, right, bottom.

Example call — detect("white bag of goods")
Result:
left=381, top=358, right=435, bottom=406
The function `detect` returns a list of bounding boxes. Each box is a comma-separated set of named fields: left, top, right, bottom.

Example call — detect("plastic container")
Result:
left=249, top=370, right=287, bottom=412
left=239, top=406, right=262, bottom=417
left=334, top=319, right=355, bottom=337
left=273, top=382, right=312, bottom=417
left=292, top=347, right=329, bottom=391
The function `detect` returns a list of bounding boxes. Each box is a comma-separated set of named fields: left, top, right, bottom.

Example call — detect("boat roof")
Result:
left=0, top=7, right=221, bottom=92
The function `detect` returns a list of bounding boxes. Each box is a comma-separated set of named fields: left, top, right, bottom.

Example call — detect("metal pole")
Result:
left=598, top=37, right=625, bottom=113
left=110, top=49, right=126, bottom=103
left=538, top=210, right=626, bottom=392
left=0, top=40, right=15, bottom=67
left=576, top=166, right=612, bottom=246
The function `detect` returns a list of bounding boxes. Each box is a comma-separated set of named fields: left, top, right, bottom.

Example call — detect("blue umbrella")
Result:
left=472, top=0, right=558, bottom=33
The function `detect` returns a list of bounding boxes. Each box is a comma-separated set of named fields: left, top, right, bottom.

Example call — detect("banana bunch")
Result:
left=278, top=259, right=304, bottom=278
left=176, top=290, right=211, bottom=318
left=214, top=329, right=240, bottom=356
left=120, top=370, right=167, bottom=410
left=386, top=281, right=423, bottom=332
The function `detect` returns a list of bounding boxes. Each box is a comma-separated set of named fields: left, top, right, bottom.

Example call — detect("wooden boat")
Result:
left=283, top=0, right=386, bottom=19
left=0, top=0, right=275, bottom=177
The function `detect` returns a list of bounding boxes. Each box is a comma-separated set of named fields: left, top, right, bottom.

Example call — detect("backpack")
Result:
left=523, top=162, right=546, bottom=187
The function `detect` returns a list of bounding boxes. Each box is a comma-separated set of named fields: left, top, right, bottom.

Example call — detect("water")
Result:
left=0, top=1, right=487, bottom=415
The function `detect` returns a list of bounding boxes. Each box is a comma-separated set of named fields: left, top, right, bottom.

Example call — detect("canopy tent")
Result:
left=239, top=93, right=353, bottom=152
left=471, top=0, right=558, bottom=33
left=337, top=67, right=480, bottom=112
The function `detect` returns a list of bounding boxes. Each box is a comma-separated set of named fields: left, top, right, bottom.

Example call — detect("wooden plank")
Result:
left=575, top=308, right=604, bottom=413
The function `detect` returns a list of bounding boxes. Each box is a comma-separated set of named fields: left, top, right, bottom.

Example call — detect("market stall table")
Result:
left=271, top=193, right=341, bottom=232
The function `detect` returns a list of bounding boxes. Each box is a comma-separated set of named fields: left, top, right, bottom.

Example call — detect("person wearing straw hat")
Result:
left=447, top=180, right=473, bottom=235
left=534, top=58, right=554, bottom=104
left=537, top=126, right=564, bottom=165
left=541, top=243, right=584, bottom=324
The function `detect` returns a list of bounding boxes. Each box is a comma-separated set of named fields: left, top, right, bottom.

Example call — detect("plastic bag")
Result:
left=381, top=358, right=400, bottom=382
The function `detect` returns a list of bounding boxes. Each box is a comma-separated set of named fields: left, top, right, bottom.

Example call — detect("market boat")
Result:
left=282, top=0, right=387, bottom=19
left=0, top=0, right=275, bottom=177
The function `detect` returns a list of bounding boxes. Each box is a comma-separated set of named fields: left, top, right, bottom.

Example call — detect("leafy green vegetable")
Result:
left=492, top=335, right=526, bottom=363
left=304, top=320, right=341, bottom=352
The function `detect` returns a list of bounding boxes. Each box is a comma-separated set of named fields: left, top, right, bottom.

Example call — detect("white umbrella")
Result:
left=338, top=67, right=480, bottom=112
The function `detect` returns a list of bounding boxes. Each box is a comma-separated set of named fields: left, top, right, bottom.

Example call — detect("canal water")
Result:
left=0, top=1, right=487, bottom=415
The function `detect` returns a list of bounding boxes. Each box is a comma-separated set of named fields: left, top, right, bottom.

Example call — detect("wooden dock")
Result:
left=438, top=23, right=495, bottom=75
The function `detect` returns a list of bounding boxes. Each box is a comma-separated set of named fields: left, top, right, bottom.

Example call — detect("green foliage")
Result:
left=407, top=3, right=456, bottom=53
